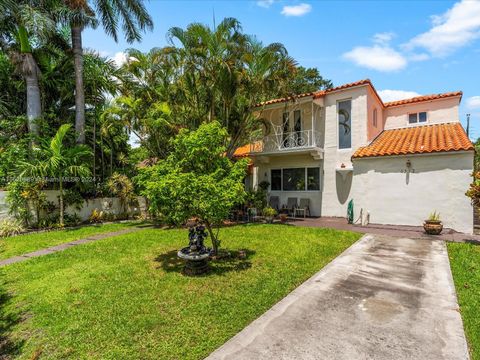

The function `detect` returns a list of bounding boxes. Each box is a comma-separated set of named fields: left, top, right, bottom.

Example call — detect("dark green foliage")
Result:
left=139, top=121, right=249, bottom=253
left=287, top=66, right=333, bottom=94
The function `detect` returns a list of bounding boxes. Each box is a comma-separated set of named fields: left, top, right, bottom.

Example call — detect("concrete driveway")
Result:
left=207, top=234, right=470, bottom=360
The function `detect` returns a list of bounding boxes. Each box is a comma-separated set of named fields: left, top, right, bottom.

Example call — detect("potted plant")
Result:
left=279, top=212, right=288, bottom=223
left=424, top=211, right=443, bottom=235
left=263, top=206, right=277, bottom=224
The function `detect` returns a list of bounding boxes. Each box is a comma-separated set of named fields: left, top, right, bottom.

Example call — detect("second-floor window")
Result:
left=373, top=108, right=378, bottom=127
left=409, top=111, right=427, bottom=124
left=338, top=100, right=352, bottom=149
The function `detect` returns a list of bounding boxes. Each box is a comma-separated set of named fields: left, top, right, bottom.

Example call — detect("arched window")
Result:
left=373, top=108, right=378, bottom=127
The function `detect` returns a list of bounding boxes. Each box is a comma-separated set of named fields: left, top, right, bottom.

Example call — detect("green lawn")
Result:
left=0, top=222, right=140, bottom=261
left=0, top=224, right=360, bottom=359
left=448, top=242, right=480, bottom=360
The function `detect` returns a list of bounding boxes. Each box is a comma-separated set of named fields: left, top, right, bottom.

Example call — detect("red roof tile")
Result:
left=255, top=79, right=374, bottom=107
left=232, top=143, right=251, bottom=158
left=352, top=123, right=473, bottom=159
left=384, top=92, right=462, bottom=107
left=255, top=78, right=462, bottom=109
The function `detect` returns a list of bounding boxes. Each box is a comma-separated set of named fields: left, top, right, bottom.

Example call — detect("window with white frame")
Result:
left=408, top=111, right=427, bottom=124
left=270, top=167, right=320, bottom=191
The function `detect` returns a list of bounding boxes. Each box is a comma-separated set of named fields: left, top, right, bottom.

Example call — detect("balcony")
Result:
left=250, top=130, right=324, bottom=160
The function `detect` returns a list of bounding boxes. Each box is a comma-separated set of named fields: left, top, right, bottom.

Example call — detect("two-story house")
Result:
left=236, top=79, right=474, bottom=233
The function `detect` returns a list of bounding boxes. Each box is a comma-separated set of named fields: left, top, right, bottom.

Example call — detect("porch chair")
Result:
left=269, top=196, right=280, bottom=211
left=294, top=198, right=310, bottom=219
left=286, top=197, right=298, bottom=217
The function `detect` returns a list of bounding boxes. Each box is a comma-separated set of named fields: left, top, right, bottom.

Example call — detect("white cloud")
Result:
left=343, top=45, right=407, bottom=72
left=467, top=96, right=480, bottom=109
left=343, top=32, right=407, bottom=72
left=373, top=32, right=395, bottom=45
left=281, top=3, right=312, bottom=17
left=256, top=0, right=274, bottom=8
left=378, top=90, right=422, bottom=103
left=404, top=0, right=480, bottom=57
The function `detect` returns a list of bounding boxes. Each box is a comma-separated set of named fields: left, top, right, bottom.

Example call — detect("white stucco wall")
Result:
left=321, top=86, right=369, bottom=217
left=0, top=191, right=145, bottom=222
left=351, top=152, right=474, bottom=234
left=384, top=97, right=460, bottom=130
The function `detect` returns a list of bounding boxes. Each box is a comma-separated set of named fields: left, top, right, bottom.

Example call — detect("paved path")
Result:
left=207, top=234, right=470, bottom=360
left=0, top=227, right=144, bottom=267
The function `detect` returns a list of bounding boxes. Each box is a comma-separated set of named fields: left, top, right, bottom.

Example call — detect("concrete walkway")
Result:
left=0, top=227, right=143, bottom=267
left=207, top=234, right=470, bottom=360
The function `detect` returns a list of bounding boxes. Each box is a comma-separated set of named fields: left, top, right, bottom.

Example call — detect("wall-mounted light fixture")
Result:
left=406, top=159, right=411, bottom=169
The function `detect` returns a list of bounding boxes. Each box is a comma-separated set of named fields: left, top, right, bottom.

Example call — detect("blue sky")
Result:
left=83, top=0, right=480, bottom=139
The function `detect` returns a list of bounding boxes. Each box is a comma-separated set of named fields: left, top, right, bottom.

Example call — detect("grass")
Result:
left=448, top=242, right=480, bottom=360
left=0, top=224, right=360, bottom=359
left=0, top=222, right=140, bottom=260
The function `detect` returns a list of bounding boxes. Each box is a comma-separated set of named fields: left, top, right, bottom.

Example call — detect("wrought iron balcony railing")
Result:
left=250, top=130, right=323, bottom=154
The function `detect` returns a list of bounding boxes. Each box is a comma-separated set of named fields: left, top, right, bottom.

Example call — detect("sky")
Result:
left=83, top=0, right=480, bottom=139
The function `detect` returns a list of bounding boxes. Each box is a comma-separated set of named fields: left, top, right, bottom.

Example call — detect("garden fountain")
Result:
left=177, top=224, right=210, bottom=275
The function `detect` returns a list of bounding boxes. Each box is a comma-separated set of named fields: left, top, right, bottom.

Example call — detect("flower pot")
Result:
left=423, top=220, right=443, bottom=235
left=280, top=214, right=288, bottom=223
left=265, top=216, right=274, bottom=224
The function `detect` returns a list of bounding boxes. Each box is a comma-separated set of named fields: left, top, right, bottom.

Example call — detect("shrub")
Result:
left=89, top=209, right=103, bottom=223
left=0, top=218, right=25, bottom=238
left=106, top=173, right=136, bottom=213
left=263, top=206, right=277, bottom=217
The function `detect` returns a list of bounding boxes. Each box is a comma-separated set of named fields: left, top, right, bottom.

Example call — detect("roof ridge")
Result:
left=384, top=91, right=462, bottom=107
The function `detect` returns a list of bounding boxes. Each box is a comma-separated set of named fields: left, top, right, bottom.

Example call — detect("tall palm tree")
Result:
left=62, top=0, right=153, bottom=144
left=0, top=1, right=57, bottom=136
left=18, top=123, right=91, bottom=226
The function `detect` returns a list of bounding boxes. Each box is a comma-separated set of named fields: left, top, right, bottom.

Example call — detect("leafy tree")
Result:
left=18, top=124, right=91, bottom=226
left=139, top=121, right=248, bottom=254
left=62, top=0, right=153, bottom=144
left=288, top=66, right=333, bottom=94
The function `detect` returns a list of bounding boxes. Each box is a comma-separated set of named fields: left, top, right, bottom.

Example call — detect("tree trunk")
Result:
left=25, top=70, right=41, bottom=136
left=59, top=175, right=64, bottom=227
left=72, top=25, right=86, bottom=144
left=18, top=24, right=41, bottom=138
left=205, top=221, right=219, bottom=255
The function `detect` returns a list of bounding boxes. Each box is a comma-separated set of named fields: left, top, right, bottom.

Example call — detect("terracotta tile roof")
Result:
left=233, top=143, right=252, bottom=158
left=352, top=123, right=473, bottom=159
left=313, top=79, right=373, bottom=98
left=255, top=78, right=462, bottom=109
left=254, top=92, right=317, bottom=107
left=255, top=79, right=374, bottom=107
left=384, top=91, right=462, bottom=107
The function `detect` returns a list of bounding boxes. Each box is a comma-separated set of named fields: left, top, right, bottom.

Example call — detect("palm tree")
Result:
left=0, top=1, right=57, bottom=136
left=18, top=124, right=91, bottom=226
left=62, top=0, right=153, bottom=144
left=167, top=18, right=297, bottom=158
